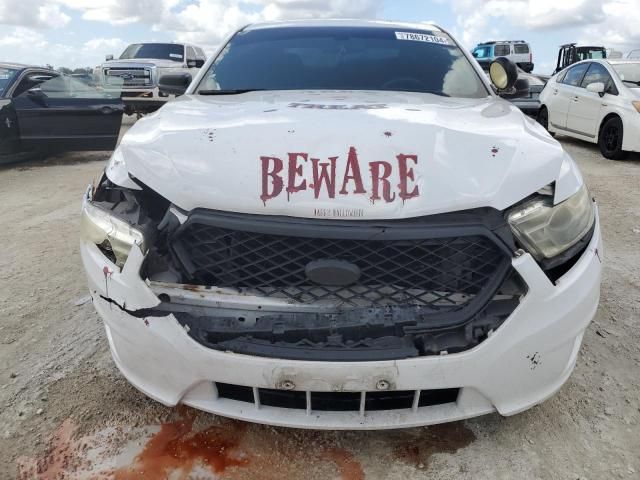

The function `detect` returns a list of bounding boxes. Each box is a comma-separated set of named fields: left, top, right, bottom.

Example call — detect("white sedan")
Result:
left=538, top=59, right=640, bottom=159
left=81, top=20, right=601, bottom=429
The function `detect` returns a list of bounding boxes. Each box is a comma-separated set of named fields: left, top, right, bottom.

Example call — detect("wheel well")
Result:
left=598, top=113, right=622, bottom=138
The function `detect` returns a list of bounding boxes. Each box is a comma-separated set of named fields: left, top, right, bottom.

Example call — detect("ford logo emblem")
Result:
left=305, top=259, right=361, bottom=286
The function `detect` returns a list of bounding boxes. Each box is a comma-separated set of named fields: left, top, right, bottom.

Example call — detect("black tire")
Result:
left=536, top=107, right=555, bottom=137
left=598, top=116, right=628, bottom=160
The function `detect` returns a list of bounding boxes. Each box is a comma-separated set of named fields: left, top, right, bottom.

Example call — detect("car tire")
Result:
left=598, top=116, right=628, bottom=160
left=537, top=107, right=555, bottom=137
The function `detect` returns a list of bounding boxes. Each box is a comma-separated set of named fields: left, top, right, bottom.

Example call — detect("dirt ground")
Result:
left=1, top=117, right=639, bottom=479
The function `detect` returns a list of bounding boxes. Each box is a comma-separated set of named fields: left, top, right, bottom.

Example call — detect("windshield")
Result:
left=0, top=67, right=19, bottom=96
left=198, top=27, right=488, bottom=98
left=612, top=63, right=640, bottom=86
left=473, top=46, right=492, bottom=59
left=119, top=43, right=184, bottom=61
left=577, top=49, right=606, bottom=60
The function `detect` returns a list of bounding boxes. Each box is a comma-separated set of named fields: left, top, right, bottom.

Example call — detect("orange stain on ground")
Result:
left=114, top=414, right=249, bottom=480
left=16, top=408, right=373, bottom=480
left=323, top=447, right=365, bottom=480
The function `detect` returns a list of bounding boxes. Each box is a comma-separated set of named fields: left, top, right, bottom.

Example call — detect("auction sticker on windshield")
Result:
left=395, top=32, right=449, bottom=44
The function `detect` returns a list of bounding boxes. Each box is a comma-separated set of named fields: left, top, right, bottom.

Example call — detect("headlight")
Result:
left=507, top=184, right=595, bottom=261
left=80, top=202, right=145, bottom=268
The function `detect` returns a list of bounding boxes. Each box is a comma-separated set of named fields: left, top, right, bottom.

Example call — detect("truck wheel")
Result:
left=537, top=107, right=555, bottom=137
left=598, top=116, right=628, bottom=160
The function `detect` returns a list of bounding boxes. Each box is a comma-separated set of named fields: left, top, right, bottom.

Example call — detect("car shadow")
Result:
left=0, top=150, right=112, bottom=171
left=556, top=134, right=640, bottom=162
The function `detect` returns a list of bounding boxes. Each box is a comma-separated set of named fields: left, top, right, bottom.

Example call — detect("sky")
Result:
left=0, top=0, right=639, bottom=74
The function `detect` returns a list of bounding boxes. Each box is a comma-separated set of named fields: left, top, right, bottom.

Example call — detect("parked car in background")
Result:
left=479, top=65, right=545, bottom=115
left=472, top=40, right=534, bottom=72
left=0, top=62, right=123, bottom=163
left=628, top=49, right=640, bottom=60
left=538, top=59, right=640, bottom=159
left=507, top=68, right=547, bottom=115
left=553, top=43, right=607, bottom=74
left=94, top=42, right=206, bottom=116
left=81, top=20, right=601, bottom=430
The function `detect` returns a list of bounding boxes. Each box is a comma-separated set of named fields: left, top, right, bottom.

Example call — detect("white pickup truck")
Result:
left=94, top=42, right=206, bottom=115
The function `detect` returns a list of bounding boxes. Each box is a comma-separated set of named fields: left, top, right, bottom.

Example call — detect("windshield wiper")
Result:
left=622, top=79, right=640, bottom=86
left=198, top=89, right=266, bottom=95
left=387, top=89, right=450, bottom=97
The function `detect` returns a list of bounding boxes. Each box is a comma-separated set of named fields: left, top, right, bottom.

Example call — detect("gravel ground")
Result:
left=1, top=119, right=639, bottom=479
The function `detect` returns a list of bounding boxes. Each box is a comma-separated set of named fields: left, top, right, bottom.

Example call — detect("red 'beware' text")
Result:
left=260, top=146, right=420, bottom=205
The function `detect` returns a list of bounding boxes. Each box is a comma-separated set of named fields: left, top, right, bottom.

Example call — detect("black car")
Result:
left=479, top=65, right=547, bottom=116
left=508, top=68, right=548, bottom=116
left=0, top=63, right=123, bottom=163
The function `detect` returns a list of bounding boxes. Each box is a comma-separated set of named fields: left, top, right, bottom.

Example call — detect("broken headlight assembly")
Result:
left=81, top=201, right=145, bottom=269
left=507, top=184, right=595, bottom=263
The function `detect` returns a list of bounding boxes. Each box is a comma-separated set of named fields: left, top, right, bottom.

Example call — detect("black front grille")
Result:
left=170, top=210, right=513, bottom=311
left=215, top=382, right=460, bottom=412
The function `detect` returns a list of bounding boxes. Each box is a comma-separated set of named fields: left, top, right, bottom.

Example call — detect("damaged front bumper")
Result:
left=80, top=184, right=603, bottom=429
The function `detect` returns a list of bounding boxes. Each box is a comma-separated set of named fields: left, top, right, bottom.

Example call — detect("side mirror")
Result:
left=586, top=82, right=606, bottom=96
left=105, top=54, right=114, bottom=61
left=489, top=57, right=518, bottom=92
left=158, top=73, right=192, bottom=96
left=187, top=59, right=205, bottom=68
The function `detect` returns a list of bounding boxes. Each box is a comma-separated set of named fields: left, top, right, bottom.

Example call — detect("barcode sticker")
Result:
left=395, top=32, right=449, bottom=44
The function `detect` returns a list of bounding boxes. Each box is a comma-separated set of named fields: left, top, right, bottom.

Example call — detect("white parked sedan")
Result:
left=538, top=59, right=640, bottom=159
left=80, top=20, right=601, bottom=430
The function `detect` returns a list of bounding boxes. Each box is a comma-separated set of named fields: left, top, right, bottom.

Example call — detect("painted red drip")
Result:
left=286, top=152, right=308, bottom=200
left=397, top=154, right=420, bottom=202
left=260, top=156, right=284, bottom=204
left=369, top=161, right=396, bottom=203
left=311, top=157, right=338, bottom=199
left=339, top=147, right=367, bottom=195
left=259, top=146, right=419, bottom=204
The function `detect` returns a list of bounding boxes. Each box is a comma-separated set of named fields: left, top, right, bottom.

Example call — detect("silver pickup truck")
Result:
left=94, top=42, right=206, bottom=116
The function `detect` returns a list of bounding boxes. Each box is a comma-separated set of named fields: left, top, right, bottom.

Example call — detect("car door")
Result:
left=0, top=68, right=25, bottom=156
left=547, top=63, right=589, bottom=129
left=566, top=62, right=616, bottom=138
left=11, top=71, right=124, bottom=152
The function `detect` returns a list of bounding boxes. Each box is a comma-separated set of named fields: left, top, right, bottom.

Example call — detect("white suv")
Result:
left=473, top=40, right=534, bottom=73
left=81, top=20, right=601, bottom=430
left=95, top=42, right=207, bottom=115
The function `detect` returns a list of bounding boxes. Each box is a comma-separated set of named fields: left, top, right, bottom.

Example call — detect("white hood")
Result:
left=116, top=90, right=580, bottom=219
